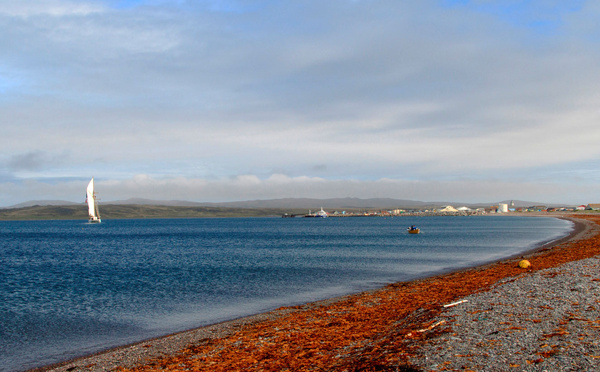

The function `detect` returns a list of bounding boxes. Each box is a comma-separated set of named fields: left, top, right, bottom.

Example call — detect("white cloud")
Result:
left=1, top=0, right=600, bottom=206
left=0, top=174, right=595, bottom=207
left=0, top=0, right=104, bottom=17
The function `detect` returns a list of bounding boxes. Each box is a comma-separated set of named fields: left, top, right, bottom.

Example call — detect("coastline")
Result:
left=34, top=214, right=600, bottom=371
left=410, top=246, right=600, bottom=370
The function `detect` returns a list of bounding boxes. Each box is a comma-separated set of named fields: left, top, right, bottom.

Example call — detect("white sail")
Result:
left=86, top=178, right=101, bottom=222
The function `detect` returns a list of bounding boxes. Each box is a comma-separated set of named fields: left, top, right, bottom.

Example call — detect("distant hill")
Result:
left=6, top=197, right=559, bottom=210
left=7, top=200, right=80, bottom=208
left=106, top=197, right=561, bottom=209
left=106, top=198, right=207, bottom=207
left=0, top=204, right=303, bottom=221
left=62, top=197, right=441, bottom=209
left=206, top=198, right=438, bottom=209
left=498, top=200, right=562, bottom=208
left=0, top=197, right=569, bottom=221
left=105, top=197, right=506, bottom=209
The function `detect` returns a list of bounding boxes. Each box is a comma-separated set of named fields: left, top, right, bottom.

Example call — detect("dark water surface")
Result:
left=0, top=216, right=572, bottom=371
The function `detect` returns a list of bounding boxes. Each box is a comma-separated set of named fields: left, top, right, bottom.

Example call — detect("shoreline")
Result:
left=409, top=215, right=600, bottom=370
left=33, top=215, right=599, bottom=371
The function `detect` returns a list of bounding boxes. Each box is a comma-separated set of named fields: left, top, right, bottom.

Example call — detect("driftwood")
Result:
left=443, top=299, right=469, bottom=308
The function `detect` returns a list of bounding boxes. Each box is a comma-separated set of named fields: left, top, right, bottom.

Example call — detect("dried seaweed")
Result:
left=117, top=215, right=600, bottom=372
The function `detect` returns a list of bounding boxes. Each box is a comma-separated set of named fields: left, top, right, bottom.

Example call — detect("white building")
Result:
left=439, top=205, right=459, bottom=213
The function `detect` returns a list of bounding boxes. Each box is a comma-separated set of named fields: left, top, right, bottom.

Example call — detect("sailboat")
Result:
left=86, top=178, right=101, bottom=223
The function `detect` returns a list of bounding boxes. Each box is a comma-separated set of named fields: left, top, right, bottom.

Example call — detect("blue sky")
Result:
left=1, top=0, right=599, bottom=206
left=442, top=0, right=584, bottom=31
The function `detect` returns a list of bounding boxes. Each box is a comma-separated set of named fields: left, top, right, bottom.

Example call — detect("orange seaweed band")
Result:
left=117, top=215, right=600, bottom=372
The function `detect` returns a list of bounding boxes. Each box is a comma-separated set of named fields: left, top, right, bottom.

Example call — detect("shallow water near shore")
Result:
left=0, top=216, right=572, bottom=371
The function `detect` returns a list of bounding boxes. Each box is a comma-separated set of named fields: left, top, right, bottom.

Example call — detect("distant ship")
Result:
left=304, top=207, right=328, bottom=218
left=86, top=178, right=101, bottom=223
left=315, top=207, right=328, bottom=218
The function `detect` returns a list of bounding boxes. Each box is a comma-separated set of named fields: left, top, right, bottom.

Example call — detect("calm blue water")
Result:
left=0, top=216, right=571, bottom=371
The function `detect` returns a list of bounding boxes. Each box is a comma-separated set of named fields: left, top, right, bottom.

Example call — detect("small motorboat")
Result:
left=407, top=226, right=420, bottom=234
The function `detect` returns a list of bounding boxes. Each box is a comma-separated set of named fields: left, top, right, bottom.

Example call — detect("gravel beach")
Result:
left=410, top=256, right=600, bottom=371
left=34, top=214, right=600, bottom=372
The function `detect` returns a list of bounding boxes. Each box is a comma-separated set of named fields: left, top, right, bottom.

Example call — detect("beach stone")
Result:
left=410, top=256, right=600, bottom=371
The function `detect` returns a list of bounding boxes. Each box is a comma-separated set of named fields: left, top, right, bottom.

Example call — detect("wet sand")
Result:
left=34, top=214, right=600, bottom=372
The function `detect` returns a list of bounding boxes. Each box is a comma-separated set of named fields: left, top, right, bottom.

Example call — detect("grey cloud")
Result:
left=7, top=151, right=47, bottom=171
left=6, top=151, right=71, bottom=174
left=1, top=1, right=600, bottom=205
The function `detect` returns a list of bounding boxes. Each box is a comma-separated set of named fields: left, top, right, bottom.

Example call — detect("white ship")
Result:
left=86, top=178, right=101, bottom=223
left=315, top=207, right=328, bottom=218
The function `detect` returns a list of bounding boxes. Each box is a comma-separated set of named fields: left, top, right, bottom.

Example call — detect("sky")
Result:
left=1, top=0, right=599, bottom=206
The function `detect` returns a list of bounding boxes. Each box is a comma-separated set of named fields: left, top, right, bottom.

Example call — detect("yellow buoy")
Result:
left=518, top=259, right=531, bottom=269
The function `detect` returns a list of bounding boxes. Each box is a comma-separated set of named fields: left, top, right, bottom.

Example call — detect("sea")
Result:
left=0, top=216, right=572, bottom=371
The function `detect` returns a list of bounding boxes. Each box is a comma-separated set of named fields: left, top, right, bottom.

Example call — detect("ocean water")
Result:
left=0, top=216, right=572, bottom=371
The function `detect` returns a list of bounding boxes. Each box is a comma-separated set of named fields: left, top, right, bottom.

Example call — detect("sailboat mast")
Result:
left=94, top=190, right=101, bottom=220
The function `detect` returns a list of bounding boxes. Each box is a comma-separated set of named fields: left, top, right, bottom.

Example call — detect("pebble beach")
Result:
left=35, top=214, right=600, bottom=372
left=411, top=255, right=600, bottom=371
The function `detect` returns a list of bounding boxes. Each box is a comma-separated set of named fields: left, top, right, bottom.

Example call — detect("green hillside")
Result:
left=0, top=204, right=307, bottom=221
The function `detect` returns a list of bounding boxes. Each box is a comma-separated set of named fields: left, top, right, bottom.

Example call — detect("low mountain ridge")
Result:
left=0, top=198, right=569, bottom=221
left=7, top=200, right=81, bottom=208
left=6, top=197, right=559, bottom=210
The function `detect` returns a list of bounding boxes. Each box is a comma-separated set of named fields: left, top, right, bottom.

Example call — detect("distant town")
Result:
left=1, top=199, right=598, bottom=221
left=286, top=203, right=600, bottom=218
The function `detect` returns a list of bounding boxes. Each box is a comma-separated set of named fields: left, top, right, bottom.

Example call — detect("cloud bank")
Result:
left=1, top=0, right=599, bottom=206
